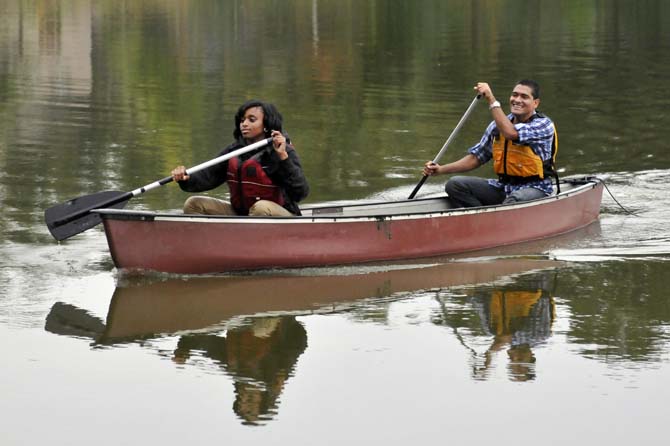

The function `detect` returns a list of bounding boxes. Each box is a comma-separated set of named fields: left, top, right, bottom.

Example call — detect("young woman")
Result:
left=171, top=100, right=309, bottom=216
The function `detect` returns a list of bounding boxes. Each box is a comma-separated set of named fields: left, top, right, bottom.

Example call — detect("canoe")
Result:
left=45, top=257, right=562, bottom=344
left=94, top=176, right=604, bottom=274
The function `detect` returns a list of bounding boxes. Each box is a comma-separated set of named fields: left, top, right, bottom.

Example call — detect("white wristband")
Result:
left=489, top=100, right=501, bottom=110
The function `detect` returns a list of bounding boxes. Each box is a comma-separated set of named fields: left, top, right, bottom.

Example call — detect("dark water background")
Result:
left=1, top=1, right=669, bottom=444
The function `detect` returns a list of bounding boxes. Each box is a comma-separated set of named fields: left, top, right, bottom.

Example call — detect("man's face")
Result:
left=509, top=84, right=540, bottom=119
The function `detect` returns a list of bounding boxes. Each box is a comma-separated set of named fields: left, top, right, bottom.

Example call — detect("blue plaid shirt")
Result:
left=468, top=112, right=556, bottom=195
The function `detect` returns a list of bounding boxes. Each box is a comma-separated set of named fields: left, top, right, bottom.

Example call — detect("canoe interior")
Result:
left=300, top=177, right=595, bottom=218
left=97, top=176, right=600, bottom=222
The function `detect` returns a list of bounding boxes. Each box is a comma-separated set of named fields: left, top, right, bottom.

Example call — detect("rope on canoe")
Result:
left=602, top=179, right=639, bottom=217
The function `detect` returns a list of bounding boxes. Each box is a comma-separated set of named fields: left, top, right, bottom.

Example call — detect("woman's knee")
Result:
left=249, top=200, right=292, bottom=216
left=183, top=196, right=235, bottom=215
left=183, top=196, right=205, bottom=214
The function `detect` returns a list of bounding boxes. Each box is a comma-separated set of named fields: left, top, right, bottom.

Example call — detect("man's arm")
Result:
left=423, top=153, right=481, bottom=177
left=475, top=82, right=518, bottom=140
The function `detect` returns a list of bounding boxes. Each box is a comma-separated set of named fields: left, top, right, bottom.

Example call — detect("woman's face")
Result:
left=239, top=106, right=265, bottom=142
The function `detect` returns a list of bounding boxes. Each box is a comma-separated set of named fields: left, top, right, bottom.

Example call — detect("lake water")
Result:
left=1, top=1, right=669, bottom=445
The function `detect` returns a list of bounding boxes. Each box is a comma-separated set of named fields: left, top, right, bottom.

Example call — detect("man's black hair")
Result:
left=517, top=79, right=541, bottom=99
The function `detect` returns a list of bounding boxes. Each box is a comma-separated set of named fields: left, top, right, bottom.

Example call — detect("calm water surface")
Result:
left=1, top=1, right=670, bottom=445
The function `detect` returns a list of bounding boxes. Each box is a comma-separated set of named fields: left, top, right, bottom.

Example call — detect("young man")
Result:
left=423, top=80, right=557, bottom=208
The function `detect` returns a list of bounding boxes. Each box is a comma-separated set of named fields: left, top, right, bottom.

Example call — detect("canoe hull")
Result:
left=98, top=178, right=604, bottom=274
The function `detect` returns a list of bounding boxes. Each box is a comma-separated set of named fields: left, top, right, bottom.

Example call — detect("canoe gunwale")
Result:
left=94, top=176, right=602, bottom=224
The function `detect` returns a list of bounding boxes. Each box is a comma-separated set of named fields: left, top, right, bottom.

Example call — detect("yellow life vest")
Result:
left=492, top=117, right=558, bottom=186
left=488, top=290, right=543, bottom=336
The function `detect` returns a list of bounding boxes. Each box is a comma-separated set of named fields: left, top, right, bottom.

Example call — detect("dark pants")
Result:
left=445, top=176, right=546, bottom=208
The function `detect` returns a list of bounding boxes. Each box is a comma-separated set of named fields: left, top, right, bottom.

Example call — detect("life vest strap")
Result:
left=498, top=174, right=542, bottom=185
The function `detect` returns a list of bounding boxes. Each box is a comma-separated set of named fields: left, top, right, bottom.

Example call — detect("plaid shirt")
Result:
left=468, top=112, right=555, bottom=195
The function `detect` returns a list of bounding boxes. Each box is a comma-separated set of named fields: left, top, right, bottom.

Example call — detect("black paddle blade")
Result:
left=408, top=175, right=429, bottom=199
left=45, top=190, right=130, bottom=241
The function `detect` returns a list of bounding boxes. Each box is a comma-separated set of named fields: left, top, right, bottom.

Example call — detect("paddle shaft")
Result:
left=408, top=95, right=481, bottom=199
left=51, top=137, right=273, bottom=228
left=127, top=136, right=273, bottom=198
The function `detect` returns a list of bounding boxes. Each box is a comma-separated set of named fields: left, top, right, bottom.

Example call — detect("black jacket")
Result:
left=178, top=139, right=309, bottom=215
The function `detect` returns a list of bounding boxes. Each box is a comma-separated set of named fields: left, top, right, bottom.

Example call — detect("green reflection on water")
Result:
left=2, top=0, right=670, bottom=241
left=561, top=261, right=670, bottom=363
left=42, top=259, right=670, bottom=425
left=438, top=262, right=670, bottom=382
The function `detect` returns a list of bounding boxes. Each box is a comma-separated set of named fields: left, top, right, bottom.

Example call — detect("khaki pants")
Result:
left=183, top=196, right=293, bottom=216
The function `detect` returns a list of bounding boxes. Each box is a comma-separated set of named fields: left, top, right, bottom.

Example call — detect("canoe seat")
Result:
left=302, top=197, right=452, bottom=218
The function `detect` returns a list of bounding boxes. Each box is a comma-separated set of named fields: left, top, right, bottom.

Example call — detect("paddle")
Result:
left=408, top=95, right=481, bottom=199
left=45, top=137, right=273, bottom=241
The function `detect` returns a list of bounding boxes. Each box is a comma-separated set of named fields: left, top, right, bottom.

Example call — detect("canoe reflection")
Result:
left=45, top=258, right=562, bottom=424
left=439, top=271, right=556, bottom=382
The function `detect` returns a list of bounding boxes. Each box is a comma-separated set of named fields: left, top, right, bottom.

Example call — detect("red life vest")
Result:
left=227, top=152, right=285, bottom=215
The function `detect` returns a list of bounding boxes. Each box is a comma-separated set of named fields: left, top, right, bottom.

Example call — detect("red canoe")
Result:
left=95, top=176, right=604, bottom=274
